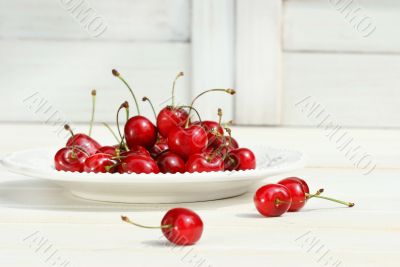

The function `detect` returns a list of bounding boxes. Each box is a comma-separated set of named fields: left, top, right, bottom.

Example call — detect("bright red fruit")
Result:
left=157, top=107, right=189, bottom=138
left=83, top=153, right=117, bottom=173
left=124, top=116, right=158, bottom=150
left=149, top=142, right=169, bottom=159
left=157, top=151, right=186, bottom=174
left=54, top=146, right=89, bottom=172
left=168, top=125, right=208, bottom=160
left=229, top=148, right=256, bottom=170
left=118, top=154, right=159, bottom=174
left=161, top=208, right=203, bottom=246
left=186, top=153, right=224, bottom=173
left=254, top=184, right=292, bottom=217
left=66, top=133, right=101, bottom=155
left=197, top=121, right=224, bottom=145
left=278, top=177, right=310, bottom=211
left=121, top=145, right=151, bottom=158
left=224, top=153, right=239, bottom=171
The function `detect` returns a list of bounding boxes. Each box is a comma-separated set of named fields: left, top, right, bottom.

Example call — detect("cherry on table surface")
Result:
left=254, top=184, right=292, bottom=217
left=83, top=153, right=117, bottom=173
left=121, top=207, right=203, bottom=246
left=54, top=146, right=89, bottom=172
left=185, top=153, right=224, bottom=173
left=167, top=125, right=208, bottom=160
left=157, top=151, right=186, bottom=174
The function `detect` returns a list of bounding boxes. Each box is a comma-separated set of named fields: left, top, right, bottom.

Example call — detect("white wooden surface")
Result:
left=282, top=52, right=400, bottom=127
left=235, top=0, right=282, bottom=125
left=284, top=0, right=400, bottom=53
left=0, top=124, right=399, bottom=266
left=191, top=0, right=235, bottom=121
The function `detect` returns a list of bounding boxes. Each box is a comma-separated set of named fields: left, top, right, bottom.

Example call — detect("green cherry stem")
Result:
left=88, top=89, right=96, bottom=137
left=177, top=105, right=202, bottom=123
left=116, top=101, right=129, bottom=151
left=306, top=188, right=324, bottom=200
left=305, top=192, right=354, bottom=207
left=121, top=215, right=172, bottom=229
left=171, top=71, right=184, bottom=107
left=185, top=88, right=236, bottom=128
left=112, top=69, right=140, bottom=115
left=101, top=122, right=120, bottom=143
left=142, top=96, right=157, bottom=121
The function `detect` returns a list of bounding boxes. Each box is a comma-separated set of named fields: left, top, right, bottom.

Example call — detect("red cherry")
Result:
left=118, top=154, right=159, bottom=174
left=149, top=142, right=169, bottom=159
left=157, top=151, right=186, bottom=174
left=124, top=116, right=158, bottom=150
left=224, top=153, right=239, bottom=171
left=186, top=153, right=224, bottom=173
left=254, top=184, right=292, bottom=217
left=278, top=177, right=355, bottom=210
left=121, top=208, right=203, bottom=246
left=83, top=153, right=117, bottom=173
left=54, top=146, right=89, bottom=172
left=66, top=133, right=101, bottom=155
left=168, top=125, right=208, bottom=160
left=157, top=107, right=189, bottom=138
left=278, top=177, right=310, bottom=211
left=121, top=145, right=151, bottom=158
left=197, top=120, right=224, bottom=145
left=229, top=148, right=256, bottom=170
left=161, top=208, right=203, bottom=245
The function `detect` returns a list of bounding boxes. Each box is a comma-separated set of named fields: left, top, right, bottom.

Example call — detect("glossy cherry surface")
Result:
left=229, top=148, right=256, bottom=170
left=54, top=146, right=89, bottom=172
left=197, top=121, right=223, bottom=145
left=66, top=133, right=101, bottom=155
left=168, top=125, right=208, bottom=160
left=185, top=153, right=224, bottom=173
left=118, top=154, right=159, bottom=174
left=83, top=153, right=117, bottom=173
left=254, top=184, right=292, bottom=217
left=161, top=208, right=203, bottom=246
left=157, top=106, right=189, bottom=138
left=149, top=142, right=169, bottom=159
left=278, top=177, right=310, bottom=211
left=124, top=116, right=157, bottom=150
left=96, top=145, right=123, bottom=156
left=121, top=145, right=151, bottom=158
left=157, top=151, right=186, bottom=174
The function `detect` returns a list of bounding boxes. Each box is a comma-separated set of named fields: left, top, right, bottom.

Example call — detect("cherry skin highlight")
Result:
left=83, top=153, right=117, bottom=173
left=161, top=208, right=203, bottom=246
left=167, top=125, right=208, bottom=160
left=54, top=146, right=89, bottom=172
left=254, top=184, right=292, bottom=217
left=157, top=151, right=186, bottom=174
left=124, top=116, right=158, bottom=150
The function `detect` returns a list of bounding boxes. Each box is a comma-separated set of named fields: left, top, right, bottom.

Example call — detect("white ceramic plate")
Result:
left=0, top=146, right=304, bottom=203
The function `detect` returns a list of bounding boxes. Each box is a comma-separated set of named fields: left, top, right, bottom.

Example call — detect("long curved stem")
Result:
left=112, top=69, right=140, bottom=115
left=88, top=89, right=96, bottom=137
left=185, top=88, right=235, bottom=128
left=116, top=102, right=129, bottom=151
left=177, top=105, right=202, bottom=123
left=121, top=216, right=172, bottom=229
left=142, top=97, right=157, bottom=121
left=305, top=192, right=354, bottom=207
left=171, top=72, right=184, bottom=107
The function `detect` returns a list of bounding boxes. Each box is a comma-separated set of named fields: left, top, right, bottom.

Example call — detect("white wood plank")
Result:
left=235, top=0, right=282, bottom=125
left=0, top=40, right=190, bottom=123
left=284, top=0, right=399, bottom=53
left=282, top=52, right=400, bottom=128
left=190, top=0, right=235, bottom=121
left=0, top=0, right=190, bottom=41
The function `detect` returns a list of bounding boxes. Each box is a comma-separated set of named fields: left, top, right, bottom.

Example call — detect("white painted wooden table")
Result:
left=0, top=124, right=399, bottom=267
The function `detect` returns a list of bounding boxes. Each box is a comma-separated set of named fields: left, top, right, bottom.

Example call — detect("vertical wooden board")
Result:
left=282, top=52, right=400, bottom=128
left=284, top=0, right=400, bottom=53
left=191, top=0, right=235, bottom=121
left=235, top=0, right=282, bottom=125
left=0, top=0, right=190, bottom=41
left=0, top=40, right=190, bottom=123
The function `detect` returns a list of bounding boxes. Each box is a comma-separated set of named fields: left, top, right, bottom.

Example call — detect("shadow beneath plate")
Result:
left=0, top=179, right=252, bottom=212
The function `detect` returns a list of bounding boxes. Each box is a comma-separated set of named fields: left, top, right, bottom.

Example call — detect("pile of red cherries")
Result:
left=121, top=177, right=354, bottom=246
left=54, top=70, right=256, bottom=174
